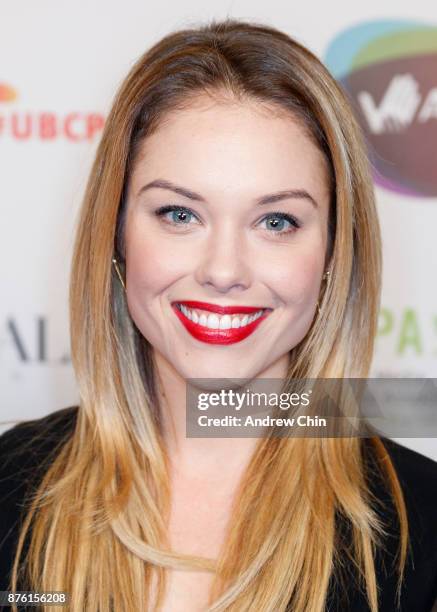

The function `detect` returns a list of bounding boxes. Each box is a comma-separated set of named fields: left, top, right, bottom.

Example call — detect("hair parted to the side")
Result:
left=10, top=18, right=408, bottom=612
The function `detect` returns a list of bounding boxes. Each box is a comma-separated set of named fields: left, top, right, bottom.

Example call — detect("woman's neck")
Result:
left=153, top=349, right=290, bottom=479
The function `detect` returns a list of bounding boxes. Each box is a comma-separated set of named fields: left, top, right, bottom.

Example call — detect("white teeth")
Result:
left=206, top=313, right=220, bottom=329
left=177, top=304, right=265, bottom=329
left=231, top=317, right=241, bottom=329
left=219, top=314, right=232, bottom=329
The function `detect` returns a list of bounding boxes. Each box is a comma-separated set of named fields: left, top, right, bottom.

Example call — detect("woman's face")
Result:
left=124, top=95, right=331, bottom=382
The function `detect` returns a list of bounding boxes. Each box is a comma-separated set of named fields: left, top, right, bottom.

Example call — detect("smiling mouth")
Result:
left=174, top=302, right=272, bottom=329
left=171, top=301, right=272, bottom=345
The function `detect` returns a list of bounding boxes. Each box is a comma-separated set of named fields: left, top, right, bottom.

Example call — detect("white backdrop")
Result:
left=1, top=0, right=436, bottom=459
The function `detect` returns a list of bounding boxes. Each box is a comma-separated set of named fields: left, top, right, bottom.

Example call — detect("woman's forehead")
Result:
left=128, top=99, right=331, bottom=202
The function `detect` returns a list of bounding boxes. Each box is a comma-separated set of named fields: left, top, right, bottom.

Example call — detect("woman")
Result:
left=1, top=18, right=436, bottom=612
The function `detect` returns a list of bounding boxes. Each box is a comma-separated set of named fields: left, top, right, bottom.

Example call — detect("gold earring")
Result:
left=112, top=257, right=126, bottom=291
left=316, top=269, right=331, bottom=315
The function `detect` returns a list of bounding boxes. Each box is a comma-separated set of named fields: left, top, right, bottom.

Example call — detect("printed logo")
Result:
left=324, top=21, right=437, bottom=198
left=0, top=81, right=105, bottom=141
left=0, top=83, right=17, bottom=102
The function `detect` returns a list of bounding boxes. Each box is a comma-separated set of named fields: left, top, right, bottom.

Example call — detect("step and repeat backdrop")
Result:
left=1, top=1, right=436, bottom=458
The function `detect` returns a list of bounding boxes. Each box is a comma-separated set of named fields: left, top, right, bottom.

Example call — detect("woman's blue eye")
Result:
left=259, top=212, right=300, bottom=236
left=155, top=205, right=197, bottom=225
left=154, top=205, right=301, bottom=237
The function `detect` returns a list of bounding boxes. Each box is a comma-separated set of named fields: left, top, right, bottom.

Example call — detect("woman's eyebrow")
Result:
left=136, top=178, right=318, bottom=208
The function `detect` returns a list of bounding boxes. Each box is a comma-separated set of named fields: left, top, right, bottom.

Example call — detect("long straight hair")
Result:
left=10, top=18, right=408, bottom=611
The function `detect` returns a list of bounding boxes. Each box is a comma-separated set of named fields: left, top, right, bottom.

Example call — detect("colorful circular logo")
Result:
left=325, top=21, right=437, bottom=198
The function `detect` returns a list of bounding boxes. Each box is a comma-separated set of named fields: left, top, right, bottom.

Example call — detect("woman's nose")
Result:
left=194, top=228, right=252, bottom=294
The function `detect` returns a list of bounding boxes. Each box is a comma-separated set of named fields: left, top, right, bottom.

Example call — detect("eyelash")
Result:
left=154, top=205, right=301, bottom=237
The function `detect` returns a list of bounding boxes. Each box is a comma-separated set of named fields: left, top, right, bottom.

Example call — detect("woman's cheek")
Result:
left=262, top=253, right=323, bottom=307
left=125, top=226, right=183, bottom=288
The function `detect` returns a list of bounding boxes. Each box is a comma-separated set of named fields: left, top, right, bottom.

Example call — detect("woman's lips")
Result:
left=171, top=302, right=272, bottom=345
left=174, top=300, right=267, bottom=315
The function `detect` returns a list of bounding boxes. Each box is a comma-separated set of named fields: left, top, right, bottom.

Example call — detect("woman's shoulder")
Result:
left=368, top=437, right=437, bottom=548
left=0, top=406, right=79, bottom=478
left=380, top=438, right=437, bottom=558
left=0, top=405, right=79, bottom=513
left=0, top=406, right=79, bottom=590
left=364, top=437, right=437, bottom=611
left=380, top=435, right=437, bottom=475
left=378, top=437, right=437, bottom=517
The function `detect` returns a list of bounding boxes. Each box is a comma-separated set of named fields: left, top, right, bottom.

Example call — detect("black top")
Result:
left=0, top=407, right=436, bottom=611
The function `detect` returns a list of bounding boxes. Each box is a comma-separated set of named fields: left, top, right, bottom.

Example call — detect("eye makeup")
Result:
left=153, top=204, right=302, bottom=238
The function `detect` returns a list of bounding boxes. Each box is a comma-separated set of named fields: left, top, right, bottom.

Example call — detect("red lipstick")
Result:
left=172, top=301, right=272, bottom=345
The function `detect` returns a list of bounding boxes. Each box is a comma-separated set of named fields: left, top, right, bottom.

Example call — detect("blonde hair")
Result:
left=10, top=18, right=408, bottom=611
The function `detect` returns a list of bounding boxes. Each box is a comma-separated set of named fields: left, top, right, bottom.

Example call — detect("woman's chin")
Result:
left=180, top=363, right=257, bottom=389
